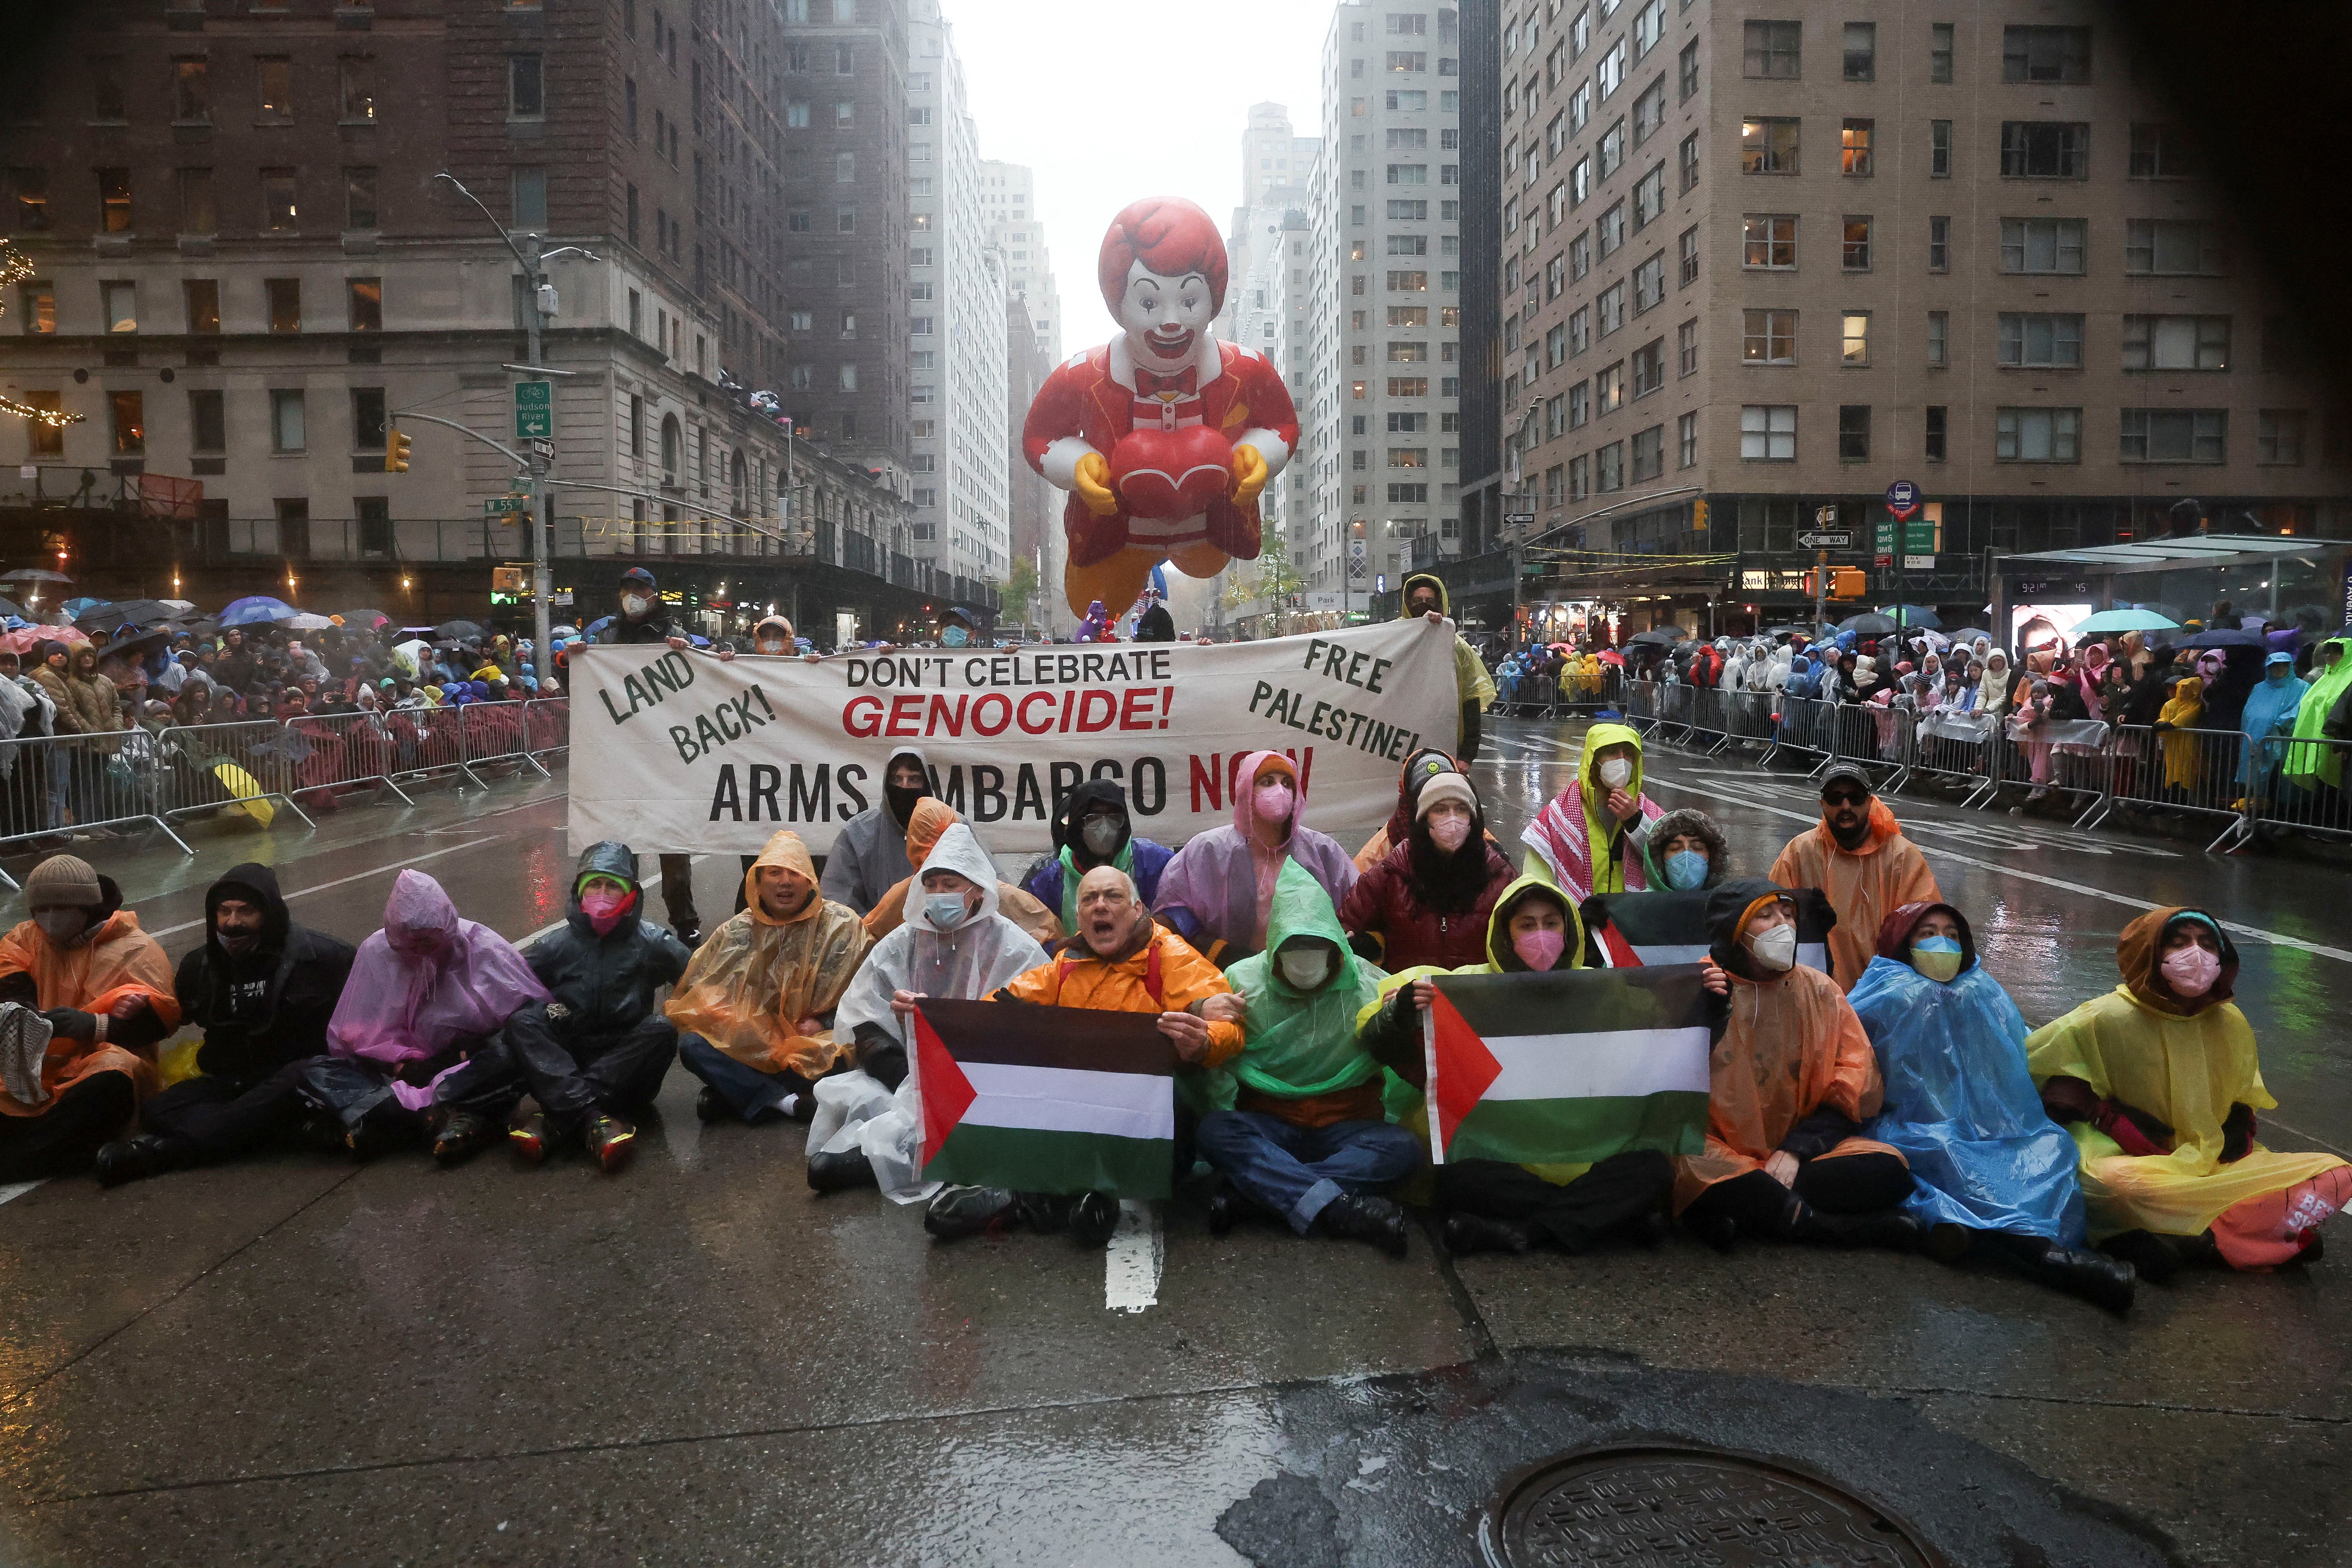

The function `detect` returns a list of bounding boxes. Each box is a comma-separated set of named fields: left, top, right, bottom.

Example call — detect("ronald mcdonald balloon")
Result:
left=1022, top=196, right=1301, bottom=621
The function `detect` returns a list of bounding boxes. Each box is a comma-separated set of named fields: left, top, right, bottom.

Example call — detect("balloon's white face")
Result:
left=1118, top=258, right=1214, bottom=364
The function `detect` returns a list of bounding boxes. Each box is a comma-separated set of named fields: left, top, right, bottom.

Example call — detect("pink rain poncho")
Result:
left=1151, top=749, right=1358, bottom=962
left=326, top=869, right=550, bottom=1110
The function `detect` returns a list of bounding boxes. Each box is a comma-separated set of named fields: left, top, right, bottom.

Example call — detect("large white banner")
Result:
left=565, top=621, right=1465, bottom=857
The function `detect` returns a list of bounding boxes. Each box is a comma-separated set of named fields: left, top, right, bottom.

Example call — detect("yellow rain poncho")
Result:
left=665, top=830, right=871, bottom=1078
left=2158, top=676, right=2205, bottom=793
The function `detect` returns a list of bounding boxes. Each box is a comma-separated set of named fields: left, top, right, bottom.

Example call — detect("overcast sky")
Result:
left=950, top=0, right=1334, bottom=349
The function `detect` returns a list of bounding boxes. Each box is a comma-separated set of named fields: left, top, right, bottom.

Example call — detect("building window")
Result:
left=509, top=54, right=544, bottom=118
left=1742, top=20, right=1801, bottom=78
left=1998, top=312, right=2085, bottom=368
left=1631, top=424, right=1664, bottom=480
left=1924, top=405, right=1947, bottom=462
left=2123, top=409, right=2230, bottom=464
left=1595, top=281, right=1625, bottom=336
left=1740, top=404, right=1797, bottom=460
left=1594, top=441, right=1624, bottom=492
left=1677, top=317, right=1698, bottom=376
left=1742, top=308, right=1797, bottom=364
left=175, top=58, right=210, bottom=123
left=1926, top=214, right=1950, bottom=273
left=344, top=167, right=377, bottom=230
left=188, top=389, right=225, bottom=453
left=24, top=392, right=62, bottom=456
left=1677, top=410, right=1697, bottom=466
left=350, top=387, right=387, bottom=450
left=2122, top=315, right=2230, bottom=371
left=1842, top=21, right=1875, bottom=80
left=1841, top=119, right=1873, bottom=176
left=2000, top=217, right=2086, bottom=274
left=2002, top=25, right=2091, bottom=83
left=109, top=391, right=144, bottom=456
left=97, top=167, right=132, bottom=233
left=257, top=56, right=294, bottom=122
left=9, top=169, right=48, bottom=232
left=2000, top=122, right=2090, bottom=179
left=176, top=168, right=215, bottom=235
left=266, top=277, right=300, bottom=332
left=1632, top=253, right=1665, bottom=314
left=183, top=279, right=219, bottom=333
left=1596, top=201, right=1626, bottom=257
left=1929, top=22, right=1955, bottom=82
left=1841, top=310, right=1869, bottom=365
left=1567, top=381, right=1591, bottom=428
left=1596, top=360, right=1626, bottom=412
left=1742, top=214, right=1796, bottom=268
left=1679, top=38, right=1700, bottom=100
left=1597, top=120, right=1626, bottom=180
left=1926, top=310, right=1948, bottom=368
left=341, top=56, right=375, bottom=122
left=1633, top=165, right=1665, bottom=229
left=1677, top=225, right=1699, bottom=285
left=511, top=167, right=546, bottom=229
left=1841, top=215, right=1871, bottom=270
left=2125, top=218, right=2221, bottom=276
left=1996, top=407, right=2082, bottom=462
left=1678, top=131, right=1700, bottom=193
left=1930, top=120, right=1952, bottom=178
left=261, top=167, right=297, bottom=230
left=270, top=389, right=306, bottom=453
left=2258, top=410, right=2307, bottom=466
left=2129, top=124, right=2195, bottom=180
left=1740, top=117, right=1799, bottom=174
left=1631, top=337, right=1665, bottom=396
left=1837, top=404, right=1870, bottom=461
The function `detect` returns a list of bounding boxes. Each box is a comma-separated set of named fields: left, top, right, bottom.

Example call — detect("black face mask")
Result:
left=886, top=780, right=928, bottom=824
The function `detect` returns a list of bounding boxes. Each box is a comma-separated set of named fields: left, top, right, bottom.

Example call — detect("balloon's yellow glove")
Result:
left=1073, top=450, right=1121, bottom=518
left=1229, top=443, right=1269, bottom=507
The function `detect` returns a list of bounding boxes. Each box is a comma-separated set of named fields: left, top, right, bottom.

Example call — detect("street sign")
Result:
left=1796, top=532, right=1852, bottom=549
left=1376, top=573, right=1388, bottom=593
left=1904, top=555, right=1936, bottom=571
left=513, top=380, right=554, bottom=440
left=1886, top=479, right=1920, bottom=522
left=1814, top=505, right=1840, bottom=526
left=1504, top=512, right=1536, bottom=524
left=527, top=437, right=555, bottom=459
left=485, top=495, right=529, bottom=517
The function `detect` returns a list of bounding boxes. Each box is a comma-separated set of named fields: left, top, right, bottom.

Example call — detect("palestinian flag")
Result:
left=1423, top=967, right=1717, bottom=1167
left=1581, top=887, right=1836, bottom=978
left=915, top=997, right=1178, bottom=1199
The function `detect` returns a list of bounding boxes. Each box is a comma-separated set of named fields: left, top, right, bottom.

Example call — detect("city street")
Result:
left=0, top=714, right=2345, bottom=1566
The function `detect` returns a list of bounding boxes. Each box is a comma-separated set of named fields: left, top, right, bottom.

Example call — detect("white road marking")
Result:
left=1104, top=1198, right=1163, bottom=1313
left=142, top=837, right=500, bottom=939
left=0, top=1180, right=44, bottom=1207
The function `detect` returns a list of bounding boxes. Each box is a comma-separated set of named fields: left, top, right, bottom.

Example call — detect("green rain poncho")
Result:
left=1207, top=860, right=1389, bottom=1113
left=2283, top=637, right=2352, bottom=789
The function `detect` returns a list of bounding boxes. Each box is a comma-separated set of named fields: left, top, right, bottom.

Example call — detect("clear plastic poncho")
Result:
left=665, top=831, right=871, bottom=1076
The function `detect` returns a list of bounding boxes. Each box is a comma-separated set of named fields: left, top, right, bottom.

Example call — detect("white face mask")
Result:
left=1080, top=817, right=1123, bottom=856
left=1597, top=757, right=1633, bottom=790
left=1747, top=924, right=1797, bottom=971
left=1278, top=948, right=1334, bottom=991
left=622, top=594, right=651, bottom=617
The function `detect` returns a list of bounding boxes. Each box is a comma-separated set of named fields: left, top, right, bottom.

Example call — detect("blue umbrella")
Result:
left=61, top=597, right=108, bottom=616
left=582, top=615, right=615, bottom=641
left=2069, top=608, right=2180, bottom=636
left=219, top=595, right=296, bottom=627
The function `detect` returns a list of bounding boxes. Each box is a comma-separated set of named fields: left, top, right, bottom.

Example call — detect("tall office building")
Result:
left=1299, top=2, right=1466, bottom=611
left=1241, top=102, right=1323, bottom=209
left=1479, top=0, right=2351, bottom=635
left=981, top=160, right=1061, bottom=364
left=906, top=0, right=1010, bottom=583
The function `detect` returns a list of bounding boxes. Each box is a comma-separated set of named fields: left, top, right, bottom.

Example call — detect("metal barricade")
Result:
left=154, top=719, right=316, bottom=835
left=0, top=730, right=198, bottom=884
left=275, top=710, right=417, bottom=807
left=1978, top=716, right=2111, bottom=826
left=524, top=696, right=571, bottom=760
left=2092, top=724, right=2247, bottom=846
left=461, top=700, right=551, bottom=781
left=1765, top=693, right=1832, bottom=764
left=372, top=703, right=480, bottom=791
left=1908, top=708, right=2000, bottom=795
left=1619, top=677, right=1661, bottom=733
left=2239, top=733, right=2352, bottom=849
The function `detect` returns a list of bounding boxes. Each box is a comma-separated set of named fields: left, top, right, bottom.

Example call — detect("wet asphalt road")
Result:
left=0, top=716, right=2347, bottom=1567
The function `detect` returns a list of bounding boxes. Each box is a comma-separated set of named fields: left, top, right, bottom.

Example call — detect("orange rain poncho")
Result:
left=1671, top=886, right=1901, bottom=1215
left=1768, top=795, right=1940, bottom=991
left=862, top=798, right=1062, bottom=949
left=996, top=917, right=1243, bottom=1071
left=665, top=830, right=871, bottom=1078
left=0, top=910, right=180, bottom=1116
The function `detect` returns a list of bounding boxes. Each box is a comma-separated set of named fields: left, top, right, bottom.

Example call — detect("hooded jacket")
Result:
left=172, top=862, right=357, bottom=1083
left=862, top=798, right=1063, bottom=948
left=2025, top=907, right=2346, bottom=1240
left=668, top=830, right=871, bottom=1075
left=992, top=898, right=1243, bottom=1071
left=1212, top=861, right=1390, bottom=1126
left=835, top=822, right=1051, bottom=1057
left=1767, top=784, right=1940, bottom=992
left=818, top=746, right=931, bottom=914
left=1153, top=748, right=1359, bottom=962
left=1638, top=809, right=1728, bottom=891
left=522, top=843, right=692, bottom=1036
left=1337, top=802, right=1516, bottom=975
left=2283, top=637, right=2352, bottom=788
left=1020, top=778, right=1174, bottom=933
left=1520, top=722, right=1666, bottom=900
left=1401, top=572, right=1498, bottom=760
left=1350, top=746, right=1462, bottom=873
left=66, top=645, right=124, bottom=744
left=0, top=880, right=180, bottom=1118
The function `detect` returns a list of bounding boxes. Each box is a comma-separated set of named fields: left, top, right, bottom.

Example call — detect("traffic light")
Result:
left=1802, top=568, right=1867, bottom=599
left=385, top=429, right=411, bottom=473
left=1691, top=498, right=1710, bottom=533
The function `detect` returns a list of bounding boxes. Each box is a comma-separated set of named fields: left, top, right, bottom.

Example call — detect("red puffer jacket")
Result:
left=1338, top=840, right=1517, bottom=973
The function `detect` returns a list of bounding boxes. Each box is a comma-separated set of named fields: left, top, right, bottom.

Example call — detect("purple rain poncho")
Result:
left=1152, top=748, right=1359, bottom=961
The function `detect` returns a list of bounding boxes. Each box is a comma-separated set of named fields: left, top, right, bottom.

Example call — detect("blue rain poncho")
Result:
left=1850, top=937, right=2086, bottom=1245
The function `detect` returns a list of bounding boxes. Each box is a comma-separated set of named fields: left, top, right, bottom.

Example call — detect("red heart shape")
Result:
left=1109, top=425, right=1234, bottom=520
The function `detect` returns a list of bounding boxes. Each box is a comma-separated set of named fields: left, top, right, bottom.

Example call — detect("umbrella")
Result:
left=0, top=626, right=89, bottom=653
left=61, top=597, right=109, bottom=616
left=1875, top=605, right=1943, bottom=630
left=2068, top=608, right=2181, bottom=636
left=1625, top=627, right=1688, bottom=646
left=550, top=624, right=581, bottom=639
left=219, top=595, right=295, bottom=627
left=1596, top=649, right=1626, bottom=666
left=157, top=599, right=196, bottom=615
left=0, top=597, right=25, bottom=621
left=1942, top=628, right=1992, bottom=644
left=334, top=607, right=392, bottom=630
left=434, top=619, right=485, bottom=642
left=1838, top=613, right=1901, bottom=635
left=582, top=615, right=615, bottom=641
left=78, top=598, right=177, bottom=630
left=2179, top=627, right=2266, bottom=649
left=98, top=626, right=175, bottom=664
left=0, top=568, right=71, bottom=584
left=278, top=612, right=338, bottom=630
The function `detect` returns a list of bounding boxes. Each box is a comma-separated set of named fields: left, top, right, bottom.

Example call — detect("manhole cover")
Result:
left=1483, top=1442, right=1945, bottom=1567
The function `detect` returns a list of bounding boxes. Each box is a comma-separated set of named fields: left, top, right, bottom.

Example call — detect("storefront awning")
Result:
left=1998, top=536, right=2340, bottom=578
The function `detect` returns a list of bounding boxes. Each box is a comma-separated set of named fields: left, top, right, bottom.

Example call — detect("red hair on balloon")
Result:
left=1096, top=197, right=1228, bottom=318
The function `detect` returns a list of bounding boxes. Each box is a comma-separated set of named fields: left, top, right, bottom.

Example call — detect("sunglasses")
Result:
left=1822, top=790, right=1869, bottom=807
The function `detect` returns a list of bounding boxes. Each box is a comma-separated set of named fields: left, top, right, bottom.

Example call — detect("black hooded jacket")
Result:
left=523, top=842, right=693, bottom=1034
left=172, top=862, right=357, bottom=1082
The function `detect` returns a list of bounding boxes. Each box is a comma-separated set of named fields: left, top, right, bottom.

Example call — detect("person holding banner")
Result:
left=820, top=748, right=935, bottom=916
left=597, top=567, right=704, bottom=943
left=1673, top=881, right=1925, bottom=1253
left=862, top=799, right=1062, bottom=950
left=1153, top=750, right=1358, bottom=965
left=1768, top=764, right=1940, bottom=991
left=1520, top=723, right=1666, bottom=902
left=667, top=831, right=871, bottom=1126
left=1021, top=780, right=1176, bottom=941
left=1338, top=771, right=1515, bottom=974
left=1400, top=575, right=1496, bottom=763
left=1193, top=863, right=1414, bottom=1255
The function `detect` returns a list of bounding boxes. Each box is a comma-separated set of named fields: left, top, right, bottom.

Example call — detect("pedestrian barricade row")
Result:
left=1494, top=665, right=1622, bottom=720
left=0, top=697, right=574, bottom=890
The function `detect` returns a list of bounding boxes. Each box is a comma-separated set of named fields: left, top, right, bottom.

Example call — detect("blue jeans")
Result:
left=677, top=1034, right=809, bottom=1124
left=1195, top=1109, right=1422, bottom=1234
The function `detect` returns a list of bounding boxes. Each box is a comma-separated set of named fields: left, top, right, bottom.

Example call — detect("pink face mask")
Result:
left=2160, top=943, right=2221, bottom=999
left=581, top=887, right=637, bottom=936
left=1254, top=781, right=1294, bottom=826
left=1427, top=814, right=1472, bottom=851
left=1512, top=928, right=1566, bottom=971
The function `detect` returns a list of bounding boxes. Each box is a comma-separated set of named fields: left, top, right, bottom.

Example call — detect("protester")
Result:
left=1400, top=573, right=1497, bottom=762
left=0, top=855, right=178, bottom=1180
left=1673, top=881, right=1923, bottom=1251
left=668, top=829, right=870, bottom=1125
left=2029, top=909, right=2351, bottom=1278
left=819, top=823, right=1050, bottom=1194
left=2235, top=651, right=2308, bottom=807
left=2281, top=637, right=2352, bottom=793
left=1021, top=779, right=1174, bottom=936
left=1520, top=722, right=1666, bottom=900
left=1193, top=864, right=1413, bottom=1254
left=2155, top=672, right=2207, bottom=799
left=925, top=863, right=1241, bottom=1246
left=1154, top=749, right=1358, bottom=964
left=1640, top=808, right=1728, bottom=892
left=596, top=567, right=703, bottom=940
left=1350, top=746, right=1461, bottom=873
left=1849, top=902, right=2134, bottom=1312
left=1768, top=763, right=1940, bottom=990
left=1338, top=770, right=1514, bottom=972
left=820, top=746, right=934, bottom=915
left=862, top=798, right=1061, bottom=949
left=430, top=844, right=691, bottom=1172
left=94, top=864, right=356, bottom=1185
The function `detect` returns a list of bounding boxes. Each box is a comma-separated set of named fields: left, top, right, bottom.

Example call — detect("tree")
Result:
left=1250, top=533, right=1304, bottom=608
left=998, top=555, right=1040, bottom=626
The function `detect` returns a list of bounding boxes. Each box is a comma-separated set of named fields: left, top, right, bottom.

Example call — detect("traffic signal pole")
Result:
left=523, top=230, right=552, bottom=695
left=1813, top=548, right=1828, bottom=635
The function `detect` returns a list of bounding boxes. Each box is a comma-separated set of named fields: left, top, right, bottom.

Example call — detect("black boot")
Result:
left=1313, top=1193, right=1408, bottom=1257
left=1441, top=1210, right=1532, bottom=1257
left=1205, top=1177, right=1239, bottom=1237
left=1068, top=1191, right=1120, bottom=1247
left=94, top=1134, right=189, bottom=1188
left=2037, top=1245, right=2137, bottom=1314
left=924, top=1185, right=1016, bottom=1241
left=1925, top=1223, right=1975, bottom=1265
left=1807, top=1209, right=1928, bottom=1252
left=2098, top=1229, right=2181, bottom=1285
left=430, top=1111, right=496, bottom=1167
left=694, top=1086, right=728, bottom=1125
left=1684, top=1207, right=1739, bottom=1252
left=807, top=1149, right=879, bottom=1194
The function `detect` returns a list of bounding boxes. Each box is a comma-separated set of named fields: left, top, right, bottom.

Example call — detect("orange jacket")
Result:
left=1768, top=802, right=1941, bottom=991
left=996, top=920, right=1244, bottom=1071
left=0, top=911, right=180, bottom=1116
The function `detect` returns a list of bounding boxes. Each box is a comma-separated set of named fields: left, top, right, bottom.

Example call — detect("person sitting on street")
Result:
left=1674, top=880, right=1925, bottom=1253
left=1194, top=863, right=1415, bottom=1255
left=94, top=863, right=355, bottom=1186
left=1154, top=749, right=1358, bottom=965
left=1350, top=747, right=1461, bottom=873
left=0, top=854, right=179, bottom=1182
left=1851, top=902, right=2135, bottom=1313
left=1768, top=762, right=1941, bottom=990
left=1520, top=722, right=1666, bottom=902
left=861, top=798, right=1062, bottom=949
left=668, top=829, right=871, bottom=1125
left=1639, top=808, right=1729, bottom=892
left=430, top=843, right=691, bottom=1173
left=818, top=823, right=1050, bottom=1195
left=1338, top=771, right=1514, bottom=973
left=819, top=747, right=934, bottom=915
left=1361, top=876, right=1723, bottom=1257
left=2029, top=908, right=2351, bottom=1279
left=1020, top=779, right=1175, bottom=941
left=926, top=864, right=1241, bottom=1247
left=297, top=870, right=549, bottom=1161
